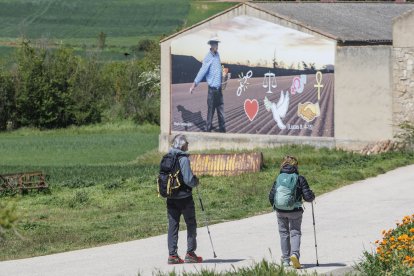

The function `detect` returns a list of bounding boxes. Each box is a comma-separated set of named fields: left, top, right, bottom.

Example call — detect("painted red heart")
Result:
left=244, top=99, right=259, bottom=121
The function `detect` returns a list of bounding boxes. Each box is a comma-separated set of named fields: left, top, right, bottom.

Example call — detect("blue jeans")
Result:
left=276, top=210, right=303, bottom=261
left=206, top=86, right=226, bottom=132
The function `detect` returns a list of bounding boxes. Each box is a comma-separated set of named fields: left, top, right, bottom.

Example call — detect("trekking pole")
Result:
left=311, top=201, right=319, bottom=266
left=196, top=187, right=217, bottom=258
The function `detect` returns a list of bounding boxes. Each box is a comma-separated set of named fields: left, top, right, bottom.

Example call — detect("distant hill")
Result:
left=0, top=0, right=236, bottom=60
left=0, top=0, right=189, bottom=43
left=172, top=54, right=334, bottom=84
left=0, top=1, right=236, bottom=45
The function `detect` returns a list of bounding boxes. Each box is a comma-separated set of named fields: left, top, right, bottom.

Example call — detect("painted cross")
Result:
left=314, top=71, right=323, bottom=101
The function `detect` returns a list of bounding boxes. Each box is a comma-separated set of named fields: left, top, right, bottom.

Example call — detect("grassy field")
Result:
left=1, top=122, right=413, bottom=260
left=0, top=0, right=237, bottom=61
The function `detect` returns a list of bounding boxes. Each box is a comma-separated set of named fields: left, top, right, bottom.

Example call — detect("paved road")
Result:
left=1, top=164, right=413, bottom=276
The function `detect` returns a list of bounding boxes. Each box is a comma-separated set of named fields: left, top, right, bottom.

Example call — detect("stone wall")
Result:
left=393, top=48, right=414, bottom=129
left=392, top=10, right=414, bottom=136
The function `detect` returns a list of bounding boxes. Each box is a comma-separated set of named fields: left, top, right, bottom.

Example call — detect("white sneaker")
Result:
left=281, top=259, right=290, bottom=267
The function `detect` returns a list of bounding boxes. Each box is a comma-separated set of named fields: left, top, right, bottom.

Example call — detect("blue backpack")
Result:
left=273, top=173, right=299, bottom=210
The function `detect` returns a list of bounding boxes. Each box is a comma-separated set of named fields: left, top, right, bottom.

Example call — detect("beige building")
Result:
left=159, top=2, right=414, bottom=152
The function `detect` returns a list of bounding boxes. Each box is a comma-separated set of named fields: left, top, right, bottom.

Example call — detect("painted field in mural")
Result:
left=171, top=16, right=336, bottom=137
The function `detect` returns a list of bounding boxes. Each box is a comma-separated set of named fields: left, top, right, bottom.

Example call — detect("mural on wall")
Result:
left=171, top=16, right=336, bottom=137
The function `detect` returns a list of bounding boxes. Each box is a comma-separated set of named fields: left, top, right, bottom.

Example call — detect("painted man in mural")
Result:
left=189, top=37, right=226, bottom=133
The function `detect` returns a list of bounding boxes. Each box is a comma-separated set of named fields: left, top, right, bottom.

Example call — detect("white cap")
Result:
left=208, top=36, right=220, bottom=45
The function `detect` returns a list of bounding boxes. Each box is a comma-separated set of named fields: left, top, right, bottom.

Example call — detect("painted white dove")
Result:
left=264, top=91, right=290, bottom=129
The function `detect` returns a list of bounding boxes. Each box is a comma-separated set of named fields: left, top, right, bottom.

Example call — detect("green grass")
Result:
left=151, top=259, right=318, bottom=276
left=0, top=123, right=413, bottom=261
left=0, top=122, right=159, bottom=186
left=0, top=0, right=237, bottom=40
left=185, top=2, right=238, bottom=27
left=0, top=0, right=189, bottom=39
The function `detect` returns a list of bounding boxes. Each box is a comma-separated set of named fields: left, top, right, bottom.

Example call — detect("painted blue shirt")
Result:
left=194, top=51, right=222, bottom=89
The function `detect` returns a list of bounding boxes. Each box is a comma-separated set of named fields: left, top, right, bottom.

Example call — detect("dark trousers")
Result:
left=206, top=86, right=226, bottom=132
left=167, top=196, right=197, bottom=256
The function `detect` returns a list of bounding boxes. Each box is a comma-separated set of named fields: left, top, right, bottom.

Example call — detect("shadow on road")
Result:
left=202, top=259, right=245, bottom=264
left=301, top=262, right=347, bottom=269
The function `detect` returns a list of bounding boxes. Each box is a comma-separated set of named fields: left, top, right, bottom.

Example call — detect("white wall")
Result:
left=335, top=46, right=393, bottom=146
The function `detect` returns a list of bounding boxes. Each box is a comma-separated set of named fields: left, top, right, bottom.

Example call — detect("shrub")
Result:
left=103, top=61, right=160, bottom=124
left=68, top=190, right=90, bottom=208
left=62, top=177, right=95, bottom=189
left=69, top=54, right=110, bottom=125
left=104, top=178, right=124, bottom=190
left=0, top=201, right=18, bottom=238
left=356, top=214, right=414, bottom=275
left=1, top=40, right=161, bottom=132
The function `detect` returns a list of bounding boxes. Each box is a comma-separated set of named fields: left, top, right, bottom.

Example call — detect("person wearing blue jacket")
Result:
left=166, top=134, right=202, bottom=264
left=269, top=155, right=315, bottom=269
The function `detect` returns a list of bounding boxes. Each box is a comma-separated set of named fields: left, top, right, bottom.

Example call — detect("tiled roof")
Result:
left=250, top=2, right=414, bottom=43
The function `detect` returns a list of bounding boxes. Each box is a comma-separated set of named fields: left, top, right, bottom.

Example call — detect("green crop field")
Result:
left=0, top=0, right=237, bottom=61
left=1, top=122, right=413, bottom=260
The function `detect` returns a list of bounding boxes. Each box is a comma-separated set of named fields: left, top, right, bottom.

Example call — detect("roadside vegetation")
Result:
left=151, top=259, right=318, bottom=276
left=355, top=214, right=414, bottom=275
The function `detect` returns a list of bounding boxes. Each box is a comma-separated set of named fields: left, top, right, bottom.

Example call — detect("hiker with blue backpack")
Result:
left=269, top=155, right=315, bottom=269
left=157, top=134, right=203, bottom=264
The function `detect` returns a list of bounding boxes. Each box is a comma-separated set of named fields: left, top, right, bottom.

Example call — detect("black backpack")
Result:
left=157, top=153, right=184, bottom=198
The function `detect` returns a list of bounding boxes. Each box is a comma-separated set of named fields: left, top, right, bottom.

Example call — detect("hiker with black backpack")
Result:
left=269, top=155, right=315, bottom=269
left=157, top=134, right=202, bottom=264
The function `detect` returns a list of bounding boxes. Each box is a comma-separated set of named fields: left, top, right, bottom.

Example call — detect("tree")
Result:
left=14, top=42, right=78, bottom=128
left=97, top=32, right=107, bottom=50
left=113, top=60, right=160, bottom=124
left=69, top=55, right=110, bottom=125
left=0, top=70, right=15, bottom=130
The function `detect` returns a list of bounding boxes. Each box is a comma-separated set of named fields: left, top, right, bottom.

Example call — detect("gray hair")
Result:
left=171, top=134, right=188, bottom=150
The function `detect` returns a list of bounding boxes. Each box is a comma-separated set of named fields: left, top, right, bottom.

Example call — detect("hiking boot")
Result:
left=168, top=255, right=184, bottom=265
left=185, top=252, right=203, bottom=263
left=290, top=254, right=301, bottom=269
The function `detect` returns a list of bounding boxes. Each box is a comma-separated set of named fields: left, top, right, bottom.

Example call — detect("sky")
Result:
left=171, top=16, right=336, bottom=69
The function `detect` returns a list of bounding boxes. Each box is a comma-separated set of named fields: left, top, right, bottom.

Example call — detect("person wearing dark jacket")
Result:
left=269, top=155, right=315, bottom=269
left=166, top=134, right=202, bottom=265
